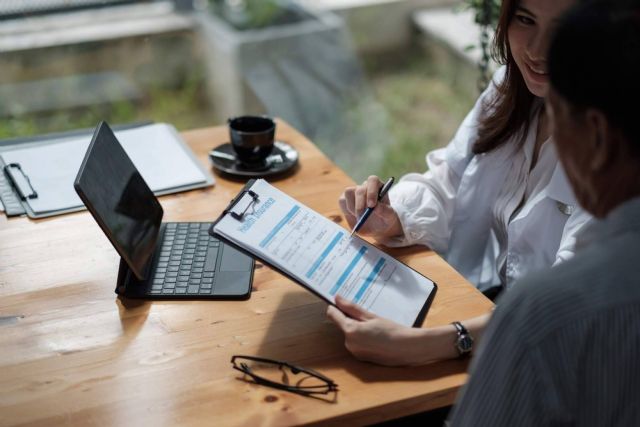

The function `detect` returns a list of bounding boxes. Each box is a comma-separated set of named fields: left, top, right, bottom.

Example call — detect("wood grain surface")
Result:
left=0, top=120, right=493, bottom=426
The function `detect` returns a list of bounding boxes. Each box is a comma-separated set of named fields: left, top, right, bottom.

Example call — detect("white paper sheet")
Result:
left=214, top=179, right=435, bottom=327
left=0, top=124, right=210, bottom=214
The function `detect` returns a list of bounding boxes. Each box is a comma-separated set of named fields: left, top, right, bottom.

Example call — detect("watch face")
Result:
left=458, top=335, right=474, bottom=353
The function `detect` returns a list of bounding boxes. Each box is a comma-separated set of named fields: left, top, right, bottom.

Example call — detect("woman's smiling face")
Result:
left=508, top=0, right=576, bottom=97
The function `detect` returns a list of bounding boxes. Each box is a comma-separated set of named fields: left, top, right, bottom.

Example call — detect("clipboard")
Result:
left=209, top=179, right=437, bottom=328
left=0, top=122, right=215, bottom=219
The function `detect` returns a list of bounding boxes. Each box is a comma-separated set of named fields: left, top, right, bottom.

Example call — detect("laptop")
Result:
left=74, top=121, right=254, bottom=299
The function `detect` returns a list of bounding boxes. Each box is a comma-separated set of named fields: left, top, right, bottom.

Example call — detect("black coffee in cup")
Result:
left=228, top=116, right=275, bottom=167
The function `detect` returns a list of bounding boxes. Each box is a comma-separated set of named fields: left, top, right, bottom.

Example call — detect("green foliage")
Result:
left=364, top=42, right=477, bottom=179
left=461, top=0, right=501, bottom=27
left=0, top=64, right=213, bottom=140
left=459, top=0, right=502, bottom=91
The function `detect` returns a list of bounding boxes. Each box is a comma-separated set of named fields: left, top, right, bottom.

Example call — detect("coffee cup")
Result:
left=228, top=116, right=276, bottom=168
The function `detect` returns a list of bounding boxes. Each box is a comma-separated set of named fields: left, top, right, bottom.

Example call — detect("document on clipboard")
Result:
left=0, top=123, right=214, bottom=218
left=210, top=179, right=437, bottom=327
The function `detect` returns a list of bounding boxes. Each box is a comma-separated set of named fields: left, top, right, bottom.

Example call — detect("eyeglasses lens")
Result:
left=244, top=361, right=330, bottom=392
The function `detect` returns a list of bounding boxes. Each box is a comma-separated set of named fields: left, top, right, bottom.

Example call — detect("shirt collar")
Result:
left=579, top=196, right=640, bottom=247
left=523, top=105, right=577, bottom=206
left=545, top=161, right=579, bottom=207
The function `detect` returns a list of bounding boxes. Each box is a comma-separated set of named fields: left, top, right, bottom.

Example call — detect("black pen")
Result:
left=350, top=177, right=395, bottom=237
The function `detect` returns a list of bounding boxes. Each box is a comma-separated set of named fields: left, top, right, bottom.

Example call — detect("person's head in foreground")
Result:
left=546, top=0, right=640, bottom=215
left=450, top=1, right=640, bottom=426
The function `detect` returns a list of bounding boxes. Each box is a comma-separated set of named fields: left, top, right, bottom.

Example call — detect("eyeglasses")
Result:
left=231, top=355, right=338, bottom=398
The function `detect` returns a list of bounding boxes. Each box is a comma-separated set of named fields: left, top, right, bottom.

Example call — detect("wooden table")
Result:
left=0, top=121, right=493, bottom=426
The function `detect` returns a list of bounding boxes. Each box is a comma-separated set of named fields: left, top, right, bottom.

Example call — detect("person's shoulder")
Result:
left=499, top=232, right=640, bottom=339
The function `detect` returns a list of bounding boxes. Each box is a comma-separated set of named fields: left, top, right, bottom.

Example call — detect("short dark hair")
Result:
left=548, top=0, right=640, bottom=150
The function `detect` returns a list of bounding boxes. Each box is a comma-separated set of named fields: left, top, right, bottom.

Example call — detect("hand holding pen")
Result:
left=338, top=176, right=402, bottom=239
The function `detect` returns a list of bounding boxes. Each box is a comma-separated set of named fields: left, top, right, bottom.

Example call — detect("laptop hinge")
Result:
left=115, top=257, right=129, bottom=295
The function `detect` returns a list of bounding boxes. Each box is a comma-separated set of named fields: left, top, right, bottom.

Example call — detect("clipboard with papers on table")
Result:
left=0, top=123, right=215, bottom=218
left=209, top=179, right=437, bottom=327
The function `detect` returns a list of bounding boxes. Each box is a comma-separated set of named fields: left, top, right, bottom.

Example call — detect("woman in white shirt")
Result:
left=327, top=0, right=592, bottom=366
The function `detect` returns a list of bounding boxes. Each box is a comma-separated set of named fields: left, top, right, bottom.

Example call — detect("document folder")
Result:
left=0, top=123, right=215, bottom=219
left=210, top=179, right=437, bottom=328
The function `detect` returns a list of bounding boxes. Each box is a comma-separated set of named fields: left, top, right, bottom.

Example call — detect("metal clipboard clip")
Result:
left=3, top=163, right=38, bottom=200
left=228, top=189, right=259, bottom=221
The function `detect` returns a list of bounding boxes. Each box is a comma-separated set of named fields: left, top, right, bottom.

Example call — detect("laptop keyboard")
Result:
left=150, top=223, right=220, bottom=296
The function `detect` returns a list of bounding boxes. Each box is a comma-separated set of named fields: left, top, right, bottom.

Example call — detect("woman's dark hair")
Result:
left=548, top=0, right=640, bottom=151
left=472, top=0, right=538, bottom=155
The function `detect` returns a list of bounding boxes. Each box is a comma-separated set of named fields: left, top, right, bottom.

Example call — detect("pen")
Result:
left=350, top=177, right=395, bottom=237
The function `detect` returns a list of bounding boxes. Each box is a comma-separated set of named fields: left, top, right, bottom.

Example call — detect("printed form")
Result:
left=213, top=179, right=436, bottom=327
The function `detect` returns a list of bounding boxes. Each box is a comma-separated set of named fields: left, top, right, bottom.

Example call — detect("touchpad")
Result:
left=220, top=244, right=253, bottom=271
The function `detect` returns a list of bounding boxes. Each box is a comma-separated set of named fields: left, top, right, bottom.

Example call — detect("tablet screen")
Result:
left=74, top=122, right=163, bottom=280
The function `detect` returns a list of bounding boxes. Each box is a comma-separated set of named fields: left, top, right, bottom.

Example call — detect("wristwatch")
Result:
left=452, top=321, right=474, bottom=357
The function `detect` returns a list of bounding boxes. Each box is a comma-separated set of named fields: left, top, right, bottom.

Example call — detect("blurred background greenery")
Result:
left=0, top=0, right=481, bottom=182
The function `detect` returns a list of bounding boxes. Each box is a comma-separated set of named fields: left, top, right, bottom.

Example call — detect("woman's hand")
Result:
left=338, top=176, right=403, bottom=239
left=326, top=295, right=433, bottom=366
left=327, top=296, right=492, bottom=366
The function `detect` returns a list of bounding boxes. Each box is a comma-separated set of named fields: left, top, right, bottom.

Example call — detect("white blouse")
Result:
left=383, top=67, right=592, bottom=291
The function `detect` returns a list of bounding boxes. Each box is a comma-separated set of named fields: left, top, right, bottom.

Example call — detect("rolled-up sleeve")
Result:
left=384, top=149, right=461, bottom=253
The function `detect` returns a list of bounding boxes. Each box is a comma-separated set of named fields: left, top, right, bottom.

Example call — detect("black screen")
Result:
left=74, top=122, right=163, bottom=280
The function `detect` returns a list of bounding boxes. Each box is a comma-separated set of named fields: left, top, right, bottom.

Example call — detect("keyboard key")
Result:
left=201, top=282, right=213, bottom=289
left=203, top=272, right=214, bottom=278
left=187, top=285, right=200, bottom=294
left=162, top=289, right=174, bottom=295
left=203, top=277, right=214, bottom=284
left=175, top=287, right=187, bottom=294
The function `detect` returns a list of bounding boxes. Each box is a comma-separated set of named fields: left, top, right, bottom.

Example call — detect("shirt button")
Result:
left=410, top=231, right=421, bottom=240
left=557, top=201, right=575, bottom=215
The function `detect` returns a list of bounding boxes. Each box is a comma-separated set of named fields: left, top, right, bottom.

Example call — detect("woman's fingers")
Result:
left=342, top=186, right=356, bottom=216
left=326, top=305, right=351, bottom=330
left=334, top=295, right=376, bottom=321
left=366, top=176, right=383, bottom=208
left=338, top=196, right=357, bottom=228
